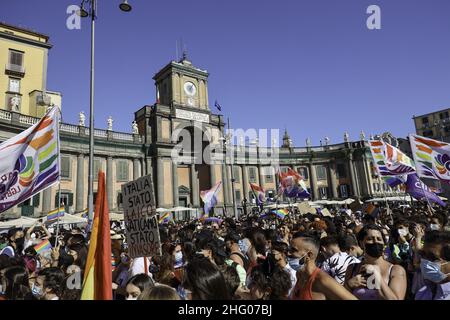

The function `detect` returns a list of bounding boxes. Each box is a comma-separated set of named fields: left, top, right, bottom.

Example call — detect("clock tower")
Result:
left=153, top=53, right=210, bottom=110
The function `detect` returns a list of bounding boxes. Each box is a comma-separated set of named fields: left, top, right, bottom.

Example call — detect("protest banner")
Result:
left=297, top=201, right=316, bottom=215
left=321, top=208, right=333, bottom=217
left=121, top=174, right=161, bottom=258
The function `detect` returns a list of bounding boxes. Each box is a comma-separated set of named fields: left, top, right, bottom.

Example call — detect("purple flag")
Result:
left=406, top=174, right=446, bottom=207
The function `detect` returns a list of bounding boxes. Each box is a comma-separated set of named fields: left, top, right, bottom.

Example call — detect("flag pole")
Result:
left=54, top=183, right=62, bottom=247
left=54, top=106, right=62, bottom=247
left=419, top=180, right=435, bottom=215
left=378, top=176, right=391, bottom=213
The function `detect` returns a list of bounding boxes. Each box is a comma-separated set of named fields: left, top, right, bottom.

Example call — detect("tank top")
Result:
left=351, top=263, right=393, bottom=300
left=290, top=267, right=321, bottom=300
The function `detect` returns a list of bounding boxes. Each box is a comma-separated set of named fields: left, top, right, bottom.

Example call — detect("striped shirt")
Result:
left=321, top=252, right=360, bottom=284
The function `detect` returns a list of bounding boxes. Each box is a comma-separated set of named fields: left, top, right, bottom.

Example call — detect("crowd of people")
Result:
left=0, top=200, right=449, bottom=300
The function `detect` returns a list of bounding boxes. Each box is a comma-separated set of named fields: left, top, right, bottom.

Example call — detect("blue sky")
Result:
left=2, top=0, right=450, bottom=146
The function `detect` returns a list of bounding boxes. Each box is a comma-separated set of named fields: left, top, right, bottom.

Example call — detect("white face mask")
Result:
left=126, top=296, right=138, bottom=300
left=430, top=224, right=440, bottom=231
left=398, top=229, right=409, bottom=237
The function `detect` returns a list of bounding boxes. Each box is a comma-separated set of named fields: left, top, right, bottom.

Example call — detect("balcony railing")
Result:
left=0, top=109, right=142, bottom=143
left=19, top=114, right=38, bottom=125
left=0, top=110, right=12, bottom=121
left=5, top=63, right=25, bottom=76
left=60, top=123, right=80, bottom=134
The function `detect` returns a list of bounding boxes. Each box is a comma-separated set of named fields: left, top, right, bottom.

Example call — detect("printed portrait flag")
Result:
left=0, top=106, right=60, bottom=214
left=200, top=181, right=222, bottom=217
left=250, top=183, right=266, bottom=205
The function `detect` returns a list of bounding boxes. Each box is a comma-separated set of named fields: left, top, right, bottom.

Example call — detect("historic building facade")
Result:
left=0, top=23, right=403, bottom=219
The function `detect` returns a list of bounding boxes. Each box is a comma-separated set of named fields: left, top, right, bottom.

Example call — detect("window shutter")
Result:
left=33, top=194, right=40, bottom=207
left=69, top=193, right=74, bottom=206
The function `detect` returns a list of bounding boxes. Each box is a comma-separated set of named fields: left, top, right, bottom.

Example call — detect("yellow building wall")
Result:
left=178, top=167, right=190, bottom=188
left=0, top=37, right=47, bottom=115
left=214, top=164, right=224, bottom=203
left=163, top=160, right=173, bottom=206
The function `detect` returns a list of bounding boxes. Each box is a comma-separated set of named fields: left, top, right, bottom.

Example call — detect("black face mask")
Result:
left=59, top=249, right=74, bottom=267
left=365, top=243, right=384, bottom=258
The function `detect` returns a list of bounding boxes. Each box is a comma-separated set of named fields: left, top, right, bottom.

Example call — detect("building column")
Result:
left=190, top=164, right=199, bottom=207
left=328, top=162, right=338, bottom=199
left=42, top=187, right=52, bottom=215
left=172, top=161, right=179, bottom=207
left=362, top=154, right=373, bottom=197
left=209, top=164, right=218, bottom=207
left=309, top=163, right=318, bottom=200
left=76, top=153, right=85, bottom=212
left=227, top=165, right=234, bottom=205
left=258, top=165, right=265, bottom=188
left=242, top=165, right=249, bottom=200
left=145, top=157, right=152, bottom=176
left=221, top=163, right=230, bottom=205
left=133, top=158, right=140, bottom=180
left=106, top=156, right=114, bottom=210
left=348, top=153, right=360, bottom=197
left=157, top=158, right=164, bottom=207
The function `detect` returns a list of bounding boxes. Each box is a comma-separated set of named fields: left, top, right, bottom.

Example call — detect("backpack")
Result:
left=230, top=251, right=250, bottom=271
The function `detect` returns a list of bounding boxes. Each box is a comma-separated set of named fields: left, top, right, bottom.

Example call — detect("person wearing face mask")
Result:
left=125, top=273, right=155, bottom=300
left=269, top=241, right=296, bottom=295
left=429, top=214, right=446, bottom=232
left=112, top=252, right=132, bottom=300
left=1, top=266, right=34, bottom=300
left=32, top=267, right=65, bottom=300
left=0, top=228, right=25, bottom=258
left=415, top=230, right=450, bottom=300
left=344, top=224, right=407, bottom=300
left=389, top=220, right=412, bottom=268
left=289, top=232, right=357, bottom=300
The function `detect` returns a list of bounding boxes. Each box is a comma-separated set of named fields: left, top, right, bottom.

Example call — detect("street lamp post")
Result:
left=221, top=133, right=238, bottom=220
left=78, top=0, right=132, bottom=221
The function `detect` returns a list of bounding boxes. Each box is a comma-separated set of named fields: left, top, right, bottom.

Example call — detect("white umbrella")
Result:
left=169, top=206, right=198, bottom=212
left=0, top=216, right=38, bottom=229
left=156, top=208, right=170, bottom=213
left=43, top=214, right=87, bottom=225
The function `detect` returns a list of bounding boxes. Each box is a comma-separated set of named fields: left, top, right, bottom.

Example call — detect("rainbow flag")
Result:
left=34, top=239, right=52, bottom=254
left=81, top=171, right=112, bottom=300
left=0, top=106, right=60, bottom=214
left=409, top=134, right=450, bottom=184
left=159, top=212, right=171, bottom=224
left=47, top=207, right=65, bottom=221
left=369, top=140, right=415, bottom=176
left=369, top=140, right=410, bottom=187
left=272, top=208, right=288, bottom=219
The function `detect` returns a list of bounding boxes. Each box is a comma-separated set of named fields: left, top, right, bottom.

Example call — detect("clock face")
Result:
left=184, top=81, right=196, bottom=96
